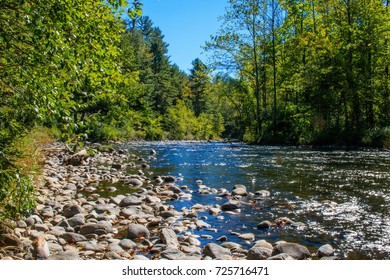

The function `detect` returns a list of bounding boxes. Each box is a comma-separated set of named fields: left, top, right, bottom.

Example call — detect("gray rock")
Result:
left=33, top=235, right=50, bottom=259
left=127, top=178, right=143, bottom=188
left=238, top=233, right=255, bottom=240
left=120, top=207, right=142, bottom=218
left=160, top=210, right=180, bottom=218
left=133, top=255, right=150, bottom=260
left=63, top=203, right=84, bottom=218
left=127, top=224, right=150, bottom=240
left=79, top=222, right=112, bottom=236
left=273, top=242, right=311, bottom=260
left=33, top=223, right=49, bottom=232
left=221, top=242, right=242, bottom=251
left=41, top=206, right=54, bottom=218
left=221, top=200, right=241, bottom=211
left=267, top=253, right=294, bottom=260
left=160, top=248, right=186, bottom=260
left=253, top=240, right=273, bottom=250
left=60, top=232, right=87, bottom=243
left=160, top=228, right=180, bottom=249
left=119, top=239, right=136, bottom=250
left=247, top=246, right=272, bottom=260
left=203, top=243, right=231, bottom=259
left=67, top=216, right=85, bottom=227
left=94, top=204, right=114, bottom=213
left=317, top=244, right=334, bottom=257
left=119, top=196, right=142, bottom=207
left=232, top=187, right=248, bottom=196
left=47, top=251, right=80, bottom=260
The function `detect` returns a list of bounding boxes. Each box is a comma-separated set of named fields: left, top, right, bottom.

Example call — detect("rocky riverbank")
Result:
left=0, top=142, right=338, bottom=260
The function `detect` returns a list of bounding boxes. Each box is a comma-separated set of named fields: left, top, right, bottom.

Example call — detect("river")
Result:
left=120, top=141, right=390, bottom=260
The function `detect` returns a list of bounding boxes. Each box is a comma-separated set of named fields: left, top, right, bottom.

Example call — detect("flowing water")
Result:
left=119, top=141, right=390, bottom=259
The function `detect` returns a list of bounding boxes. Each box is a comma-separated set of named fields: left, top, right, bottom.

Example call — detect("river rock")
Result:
left=79, top=222, right=112, bottom=236
left=60, top=232, right=87, bottom=243
left=257, top=220, right=273, bottom=229
left=0, top=234, right=22, bottom=247
left=119, top=239, right=136, bottom=250
left=317, top=244, right=334, bottom=257
left=209, top=207, right=221, bottom=215
left=273, top=242, right=311, bottom=260
left=94, top=204, right=115, bottom=213
left=268, top=253, right=294, bottom=260
left=253, top=240, right=273, bottom=250
left=119, top=196, right=142, bottom=207
left=41, top=206, right=54, bottom=218
left=160, top=228, right=180, bottom=249
left=238, top=233, right=255, bottom=240
left=203, top=243, right=231, bottom=259
left=127, top=224, right=150, bottom=240
left=159, top=248, right=185, bottom=260
left=47, top=251, right=80, bottom=260
left=247, top=246, right=273, bottom=260
left=256, top=190, right=271, bottom=197
left=63, top=203, right=84, bottom=218
left=33, top=235, right=50, bottom=259
left=67, top=216, right=85, bottom=227
left=221, top=200, right=241, bottom=211
left=127, top=178, right=143, bottom=188
left=162, top=176, right=176, bottom=183
left=65, top=149, right=89, bottom=166
left=232, top=186, right=248, bottom=196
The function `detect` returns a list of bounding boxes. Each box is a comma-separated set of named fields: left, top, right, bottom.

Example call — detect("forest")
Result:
left=1, top=0, right=389, bottom=222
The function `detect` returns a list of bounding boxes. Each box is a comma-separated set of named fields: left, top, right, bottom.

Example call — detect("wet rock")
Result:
left=221, top=200, right=241, bottom=211
left=273, top=242, right=311, bottom=260
left=255, top=190, right=271, bottom=197
left=238, top=233, right=255, bottom=240
left=257, top=221, right=273, bottom=229
left=63, top=203, right=84, bottom=218
left=247, top=246, right=272, bottom=260
left=160, top=228, right=180, bottom=249
left=317, top=244, right=334, bottom=257
left=127, top=224, right=150, bottom=240
left=209, top=207, right=221, bottom=215
left=216, top=236, right=228, bottom=242
left=203, top=243, right=231, bottom=259
left=119, top=196, right=143, bottom=207
left=162, top=176, right=176, bottom=183
left=232, top=186, right=248, bottom=196
left=160, top=248, right=186, bottom=260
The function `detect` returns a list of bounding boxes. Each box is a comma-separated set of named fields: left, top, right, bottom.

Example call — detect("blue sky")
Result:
left=139, top=0, right=228, bottom=73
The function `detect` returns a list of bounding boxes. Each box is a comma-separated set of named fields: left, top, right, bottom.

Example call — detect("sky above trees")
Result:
left=140, top=0, right=227, bottom=72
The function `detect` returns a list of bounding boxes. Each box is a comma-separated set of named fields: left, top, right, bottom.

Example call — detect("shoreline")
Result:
left=0, top=141, right=337, bottom=260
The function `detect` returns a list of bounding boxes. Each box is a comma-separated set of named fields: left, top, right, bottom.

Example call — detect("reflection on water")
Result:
left=121, top=141, right=389, bottom=260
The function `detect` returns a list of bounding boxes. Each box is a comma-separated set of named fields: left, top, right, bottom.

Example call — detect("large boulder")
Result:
left=273, top=242, right=311, bottom=260
left=203, top=243, right=231, bottom=259
left=247, top=246, right=272, bottom=260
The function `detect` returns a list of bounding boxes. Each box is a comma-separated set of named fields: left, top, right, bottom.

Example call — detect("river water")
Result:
left=121, top=141, right=390, bottom=260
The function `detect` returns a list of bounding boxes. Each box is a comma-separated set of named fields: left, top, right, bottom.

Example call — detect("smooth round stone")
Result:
left=203, top=243, right=231, bottom=259
left=257, top=220, right=273, bottom=229
left=159, top=248, right=186, bottom=260
left=127, top=224, right=150, bottom=240
left=273, top=242, right=311, bottom=260
left=247, top=247, right=272, bottom=260
left=63, top=204, right=84, bottom=218
left=119, top=196, right=142, bottom=207
left=238, top=233, right=255, bottom=240
left=94, top=204, right=114, bottom=214
left=317, top=244, right=335, bottom=257
left=118, top=239, right=136, bottom=250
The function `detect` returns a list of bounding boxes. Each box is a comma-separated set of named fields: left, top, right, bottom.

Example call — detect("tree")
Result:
left=189, top=58, right=211, bottom=117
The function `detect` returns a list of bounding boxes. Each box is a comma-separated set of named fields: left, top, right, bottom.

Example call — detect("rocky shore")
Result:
left=0, top=142, right=338, bottom=260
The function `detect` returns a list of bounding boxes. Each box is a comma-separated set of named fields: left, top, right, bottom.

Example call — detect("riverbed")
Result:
left=117, top=141, right=390, bottom=260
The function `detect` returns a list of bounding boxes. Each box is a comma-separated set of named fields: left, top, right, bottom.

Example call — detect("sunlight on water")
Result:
left=122, top=141, right=390, bottom=259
